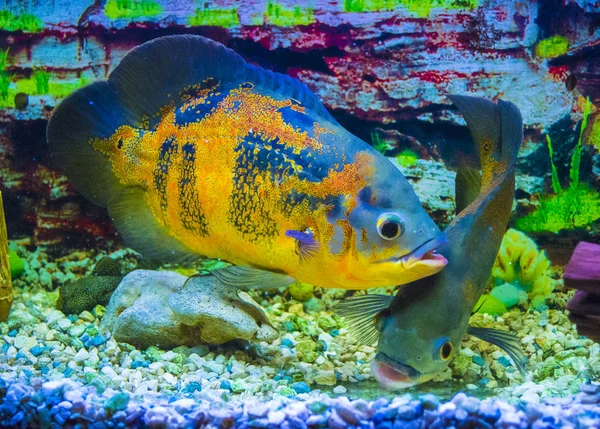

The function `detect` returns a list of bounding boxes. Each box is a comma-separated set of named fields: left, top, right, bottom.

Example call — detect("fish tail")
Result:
left=47, top=81, right=130, bottom=207
left=448, top=95, right=523, bottom=192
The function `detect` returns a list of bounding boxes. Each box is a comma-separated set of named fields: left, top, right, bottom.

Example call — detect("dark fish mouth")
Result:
left=371, top=352, right=422, bottom=389
left=379, top=234, right=448, bottom=267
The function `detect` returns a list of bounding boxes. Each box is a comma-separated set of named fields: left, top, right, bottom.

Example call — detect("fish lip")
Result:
left=378, top=234, right=448, bottom=266
left=371, top=352, right=422, bottom=389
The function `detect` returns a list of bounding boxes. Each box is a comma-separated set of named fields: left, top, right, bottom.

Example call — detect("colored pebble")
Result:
left=292, top=382, right=310, bottom=394
left=472, top=355, right=485, bottom=366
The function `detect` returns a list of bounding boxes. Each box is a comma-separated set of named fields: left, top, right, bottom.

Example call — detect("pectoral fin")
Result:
left=334, top=294, right=394, bottom=346
left=212, top=265, right=295, bottom=290
left=468, top=326, right=528, bottom=376
left=286, top=229, right=320, bottom=262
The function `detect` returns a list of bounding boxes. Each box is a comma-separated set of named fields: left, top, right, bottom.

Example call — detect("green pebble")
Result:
left=303, top=297, right=322, bottom=313
left=146, top=346, right=163, bottom=362
left=490, top=283, right=520, bottom=308
left=8, top=250, right=25, bottom=278
left=104, top=392, right=129, bottom=417
left=165, top=363, right=182, bottom=375
left=317, top=316, right=338, bottom=331
left=291, top=372, right=304, bottom=382
left=279, top=386, right=295, bottom=397
left=231, top=380, right=246, bottom=393
left=85, top=326, right=99, bottom=337
left=289, top=282, right=314, bottom=302
left=70, top=338, right=84, bottom=350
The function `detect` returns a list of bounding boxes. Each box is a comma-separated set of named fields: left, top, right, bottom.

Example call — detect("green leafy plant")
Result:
left=0, top=10, right=43, bottom=32
left=0, top=72, right=13, bottom=100
left=371, top=131, right=389, bottom=154
left=343, top=0, right=477, bottom=16
left=516, top=98, right=600, bottom=233
left=0, top=48, right=9, bottom=71
left=266, top=2, right=314, bottom=26
left=535, top=35, right=569, bottom=59
left=33, top=68, right=50, bottom=94
left=189, top=6, right=239, bottom=28
left=104, top=0, right=163, bottom=20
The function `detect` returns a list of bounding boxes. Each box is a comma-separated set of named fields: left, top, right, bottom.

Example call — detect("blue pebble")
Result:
left=281, top=338, right=294, bottom=348
left=64, top=367, right=73, bottom=377
left=220, top=380, right=232, bottom=391
left=183, top=382, right=202, bottom=394
left=282, top=321, right=295, bottom=332
left=498, top=356, right=512, bottom=367
left=41, top=367, right=49, bottom=374
left=21, top=369, right=32, bottom=378
left=91, top=335, right=107, bottom=347
left=8, top=330, right=17, bottom=337
left=15, top=352, right=27, bottom=360
left=67, top=315, right=78, bottom=323
left=472, top=355, right=485, bottom=366
left=375, top=422, right=393, bottom=429
left=29, top=346, right=45, bottom=357
left=2, top=343, right=9, bottom=353
left=130, top=360, right=148, bottom=369
left=281, top=376, right=292, bottom=383
left=330, top=329, right=340, bottom=337
left=292, top=381, right=310, bottom=394
left=9, top=411, right=25, bottom=425
left=479, top=378, right=490, bottom=386
left=53, top=361, right=61, bottom=368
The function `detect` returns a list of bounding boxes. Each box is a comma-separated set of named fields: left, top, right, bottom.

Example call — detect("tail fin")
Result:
left=448, top=95, right=523, bottom=193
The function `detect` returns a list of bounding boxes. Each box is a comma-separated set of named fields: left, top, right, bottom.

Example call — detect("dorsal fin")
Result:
left=109, top=35, right=336, bottom=128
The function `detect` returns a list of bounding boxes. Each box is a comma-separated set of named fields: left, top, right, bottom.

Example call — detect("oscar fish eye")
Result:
left=439, top=341, right=453, bottom=361
left=376, top=213, right=405, bottom=240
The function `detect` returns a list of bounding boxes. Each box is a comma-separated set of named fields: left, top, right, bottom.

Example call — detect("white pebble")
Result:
left=333, top=385, right=347, bottom=394
left=57, top=318, right=72, bottom=330
left=74, top=349, right=89, bottom=363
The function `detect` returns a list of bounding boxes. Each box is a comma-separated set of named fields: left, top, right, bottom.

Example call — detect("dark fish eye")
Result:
left=374, top=308, right=391, bottom=332
left=376, top=213, right=405, bottom=240
left=439, top=341, right=453, bottom=361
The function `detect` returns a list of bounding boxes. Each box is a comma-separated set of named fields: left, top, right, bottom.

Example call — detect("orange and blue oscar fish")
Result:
left=47, top=35, right=447, bottom=290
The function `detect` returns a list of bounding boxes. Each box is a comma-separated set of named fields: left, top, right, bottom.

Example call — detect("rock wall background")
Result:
left=0, top=0, right=598, bottom=256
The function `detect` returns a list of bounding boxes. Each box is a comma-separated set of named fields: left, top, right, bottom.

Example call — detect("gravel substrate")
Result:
left=1, top=378, right=599, bottom=428
left=2, top=242, right=600, bottom=427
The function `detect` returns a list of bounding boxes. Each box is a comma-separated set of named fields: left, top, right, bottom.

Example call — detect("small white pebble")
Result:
left=74, top=349, right=89, bottom=363
left=333, top=385, right=347, bottom=394
left=57, top=318, right=72, bottom=331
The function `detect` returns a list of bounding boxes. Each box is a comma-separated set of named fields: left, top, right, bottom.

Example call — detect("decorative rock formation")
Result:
left=101, top=270, right=278, bottom=349
left=564, top=241, right=600, bottom=343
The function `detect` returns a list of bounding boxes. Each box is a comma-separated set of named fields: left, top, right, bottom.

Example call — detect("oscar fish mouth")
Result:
left=371, top=352, right=422, bottom=390
left=379, top=234, right=448, bottom=268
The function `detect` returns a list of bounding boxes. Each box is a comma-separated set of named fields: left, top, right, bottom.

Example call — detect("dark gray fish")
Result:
left=336, top=95, right=527, bottom=389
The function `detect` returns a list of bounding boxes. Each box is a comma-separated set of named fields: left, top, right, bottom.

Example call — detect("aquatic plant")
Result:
left=189, top=6, right=239, bottom=28
left=104, top=0, right=163, bottom=20
left=0, top=192, right=12, bottom=321
left=0, top=72, right=13, bottom=101
left=0, top=48, right=8, bottom=71
left=476, top=229, right=556, bottom=316
left=371, top=131, right=389, bottom=154
left=32, top=68, right=51, bottom=95
left=343, top=0, right=477, bottom=17
left=396, top=149, right=419, bottom=167
left=0, top=10, right=43, bottom=32
left=516, top=98, right=600, bottom=233
left=266, top=2, right=315, bottom=26
left=536, top=35, right=569, bottom=59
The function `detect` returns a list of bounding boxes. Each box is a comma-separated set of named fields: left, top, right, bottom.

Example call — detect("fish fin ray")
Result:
left=455, top=168, right=482, bottom=214
left=108, top=187, right=201, bottom=264
left=468, top=326, right=528, bottom=377
left=286, top=230, right=320, bottom=262
left=334, top=294, right=394, bottom=346
left=213, top=266, right=295, bottom=290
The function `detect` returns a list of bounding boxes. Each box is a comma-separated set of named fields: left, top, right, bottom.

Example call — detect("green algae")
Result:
left=0, top=10, right=43, bottom=32
left=32, top=68, right=50, bottom=95
left=288, top=282, right=314, bottom=301
left=8, top=249, right=24, bottom=278
left=536, top=35, right=569, bottom=59
left=343, top=0, right=477, bottom=17
left=104, top=0, right=163, bottom=20
left=396, top=149, right=419, bottom=167
left=266, top=2, right=315, bottom=27
left=371, top=131, right=389, bottom=154
left=0, top=76, right=90, bottom=108
left=516, top=98, right=600, bottom=233
left=189, top=6, right=239, bottom=28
